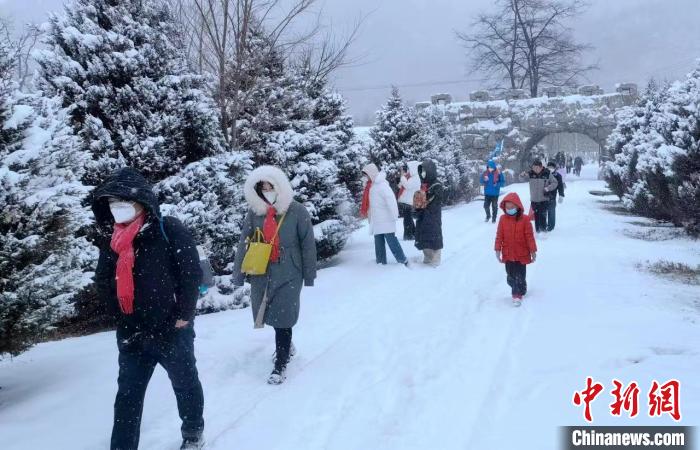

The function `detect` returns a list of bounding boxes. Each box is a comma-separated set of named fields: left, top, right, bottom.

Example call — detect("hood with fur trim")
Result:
left=362, top=163, right=380, bottom=182
left=406, top=161, right=421, bottom=177
left=244, top=166, right=295, bottom=216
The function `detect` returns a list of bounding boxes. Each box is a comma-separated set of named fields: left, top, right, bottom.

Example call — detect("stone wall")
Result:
left=417, top=84, right=637, bottom=170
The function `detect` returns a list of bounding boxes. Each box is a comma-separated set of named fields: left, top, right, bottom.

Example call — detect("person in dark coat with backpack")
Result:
left=414, top=159, right=443, bottom=267
left=92, top=168, right=205, bottom=450
left=232, top=166, right=317, bottom=385
left=546, top=161, right=565, bottom=231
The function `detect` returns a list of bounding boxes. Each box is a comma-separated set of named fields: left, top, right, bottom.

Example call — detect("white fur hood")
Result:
left=244, top=166, right=295, bottom=215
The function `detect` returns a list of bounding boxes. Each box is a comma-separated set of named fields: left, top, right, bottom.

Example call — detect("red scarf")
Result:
left=397, top=173, right=411, bottom=199
left=110, top=213, right=146, bottom=315
left=421, top=182, right=429, bottom=192
left=483, top=169, right=500, bottom=185
left=360, top=180, right=372, bottom=218
left=263, top=205, right=282, bottom=263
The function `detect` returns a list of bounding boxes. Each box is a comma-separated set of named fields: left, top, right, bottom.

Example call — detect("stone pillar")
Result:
left=616, top=83, right=638, bottom=97
left=544, top=87, right=562, bottom=98
left=578, top=85, right=604, bottom=96
left=469, top=90, right=491, bottom=102
left=430, top=93, right=452, bottom=106
left=505, top=89, right=530, bottom=100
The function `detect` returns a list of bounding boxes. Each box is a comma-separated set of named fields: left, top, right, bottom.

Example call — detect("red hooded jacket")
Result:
left=494, top=192, right=537, bottom=265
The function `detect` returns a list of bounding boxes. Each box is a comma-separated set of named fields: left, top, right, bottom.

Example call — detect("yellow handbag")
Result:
left=241, top=214, right=286, bottom=275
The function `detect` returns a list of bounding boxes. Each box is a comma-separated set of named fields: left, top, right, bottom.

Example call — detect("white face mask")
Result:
left=109, top=201, right=139, bottom=224
left=420, top=170, right=427, bottom=179
left=263, top=191, right=278, bottom=204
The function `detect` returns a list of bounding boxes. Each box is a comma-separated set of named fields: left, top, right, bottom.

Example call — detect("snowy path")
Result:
left=1, top=165, right=699, bottom=450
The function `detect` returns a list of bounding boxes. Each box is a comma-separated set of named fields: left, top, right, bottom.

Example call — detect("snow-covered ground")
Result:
left=1, top=165, right=698, bottom=450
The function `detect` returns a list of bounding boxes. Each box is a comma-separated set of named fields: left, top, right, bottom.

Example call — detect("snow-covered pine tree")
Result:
left=1, top=95, right=96, bottom=356
left=605, top=63, right=700, bottom=235
left=312, top=90, right=368, bottom=202
left=668, top=64, right=700, bottom=233
left=230, top=31, right=358, bottom=259
left=369, top=87, right=425, bottom=185
left=604, top=79, right=668, bottom=200
left=34, top=0, right=224, bottom=186
left=157, top=152, right=252, bottom=273
left=418, top=105, right=480, bottom=205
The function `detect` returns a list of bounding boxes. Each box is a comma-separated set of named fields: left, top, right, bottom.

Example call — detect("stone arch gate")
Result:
left=416, top=84, right=638, bottom=170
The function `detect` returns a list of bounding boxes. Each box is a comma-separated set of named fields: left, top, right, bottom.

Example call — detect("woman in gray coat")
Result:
left=233, top=166, right=317, bottom=384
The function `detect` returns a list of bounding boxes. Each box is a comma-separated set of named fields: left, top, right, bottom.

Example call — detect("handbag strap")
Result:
left=269, top=213, right=286, bottom=245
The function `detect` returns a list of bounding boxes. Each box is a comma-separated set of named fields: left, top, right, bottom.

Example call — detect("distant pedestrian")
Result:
left=520, top=159, right=558, bottom=233
left=546, top=161, right=565, bottom=231
left=360, top=163, right=409, bottom=266
left=414, top=159, right=444, bottom=267
left=574, top=156, right=583, bottom=176
left=480, top=159, right=505, bottom=223
left=397, top=161, right=421, bottom=240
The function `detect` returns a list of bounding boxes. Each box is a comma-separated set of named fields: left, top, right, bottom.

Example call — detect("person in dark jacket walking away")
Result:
left=480, top=159, right=505, bottom=223
left=573, top=156, right=584, bottom=176
left=519, top=159, right=558, bottom=233
left=565, top=154, right=573, bottom=174
left=232, top=166, right=317, bottom=385
left=92, top=168, right=205, bottom=450
left=415, top=159, right=443, bottom=267
left=397, top=161, right=421, bottom=240
left=494, top=192, right=537, bottom=306
left=546, top=161, right=565, bottom=231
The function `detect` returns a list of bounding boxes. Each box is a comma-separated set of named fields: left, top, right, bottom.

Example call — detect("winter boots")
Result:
left=180, top=436, right=205, bottom=449
left=422, top=249, right=442, bottom=267
left=268, top=341, right=295, bottom=385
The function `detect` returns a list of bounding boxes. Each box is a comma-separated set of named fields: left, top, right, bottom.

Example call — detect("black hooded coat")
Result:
left=415, top=159, right=444, bottom=251
left=91, top=168, right=202, bottom=338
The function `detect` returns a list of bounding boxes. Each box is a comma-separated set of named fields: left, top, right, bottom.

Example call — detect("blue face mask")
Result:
left=506, top=208, right=518, bottom=216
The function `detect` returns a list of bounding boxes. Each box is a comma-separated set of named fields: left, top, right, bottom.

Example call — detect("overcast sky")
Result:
left=2, top=0, right=699, bottom=124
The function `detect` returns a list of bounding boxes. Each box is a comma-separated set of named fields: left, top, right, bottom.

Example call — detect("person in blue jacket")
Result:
left=480, top=160, right=506, bottom=223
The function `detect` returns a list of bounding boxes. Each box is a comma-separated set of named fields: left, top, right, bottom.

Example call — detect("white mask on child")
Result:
left=263, top=191, right=278, bottom=204
left=110, top=201, right=139, bottom=224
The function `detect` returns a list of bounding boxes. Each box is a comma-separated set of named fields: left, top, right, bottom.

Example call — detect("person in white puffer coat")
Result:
left=360, top=163, right=409, bottom=266
left=397, top=161, right=421, bottom=240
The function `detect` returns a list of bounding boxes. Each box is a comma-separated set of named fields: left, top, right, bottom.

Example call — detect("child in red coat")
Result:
left=494, top=192, right=537, bottom=306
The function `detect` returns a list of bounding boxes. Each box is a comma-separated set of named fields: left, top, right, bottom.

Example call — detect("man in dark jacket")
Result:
left=92, top=168, right=204, bottom=450
left=415, top=159, right=443, bottom=266
left=574, top=156, right=584, bottom=176
left=546, top=161, right=565, bottom=231
left=519, top=160, right=558, bottom=233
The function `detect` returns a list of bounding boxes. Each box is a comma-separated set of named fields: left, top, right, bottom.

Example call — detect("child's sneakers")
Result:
left=512, top=295, right=523, bottom=307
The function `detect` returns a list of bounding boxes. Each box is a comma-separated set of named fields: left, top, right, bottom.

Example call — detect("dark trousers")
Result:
left=547, top=198, right=557, bottom=231
left=111, top=327, right=204, bottom=450
left=505, top=261, right=527, bottom=296
left=483, top=195, right=498, bottom=220
left=399, top=203, right=415, bottom=240
left=532, top=201, right=549, bottom=232
left=274, top=327, right=292, bottom=368
left=374, top=233, right=407, bottom=265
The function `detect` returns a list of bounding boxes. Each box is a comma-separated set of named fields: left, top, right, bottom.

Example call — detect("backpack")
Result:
left=413, top=190, right=428, bottom=209
left=159, top=218, right=215, bottom=295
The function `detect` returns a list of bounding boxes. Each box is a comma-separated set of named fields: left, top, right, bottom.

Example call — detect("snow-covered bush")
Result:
left=604, top=64, right=700, bottom=234
left=35, top=0, right=224, bottom=186
left=369, top=87, right=426, bottom=185
left=0, top=96, right=96, bottom=356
